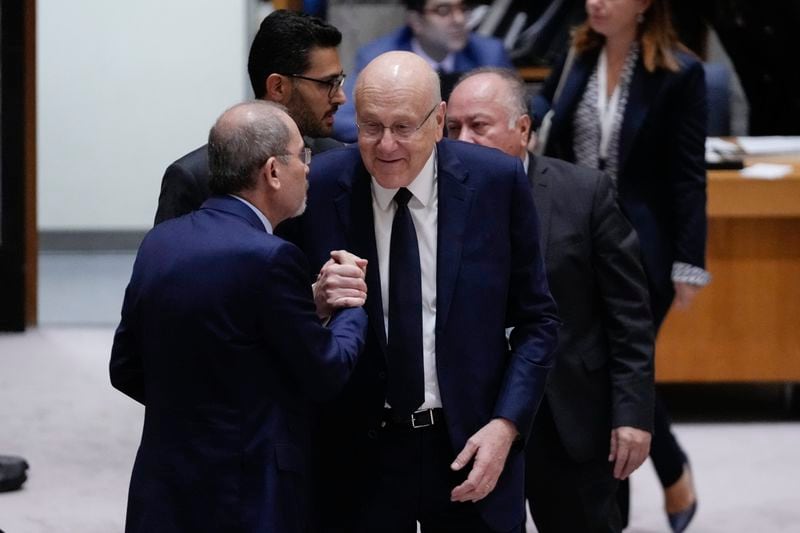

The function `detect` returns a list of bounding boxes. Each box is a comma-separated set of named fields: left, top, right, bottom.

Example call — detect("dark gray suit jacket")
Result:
left=154, top=136, right=341, bottom=225
left=528, top=153, right=655, bottom=462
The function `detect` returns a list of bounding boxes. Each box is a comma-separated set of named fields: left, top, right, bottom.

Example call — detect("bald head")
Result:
left=355, top=51, right=441, bottom=111
left=208, top=100, right=298, bottom=195
left=353, top=51, right=446, bottom=189
left=447, top=69, right=531, bottom=160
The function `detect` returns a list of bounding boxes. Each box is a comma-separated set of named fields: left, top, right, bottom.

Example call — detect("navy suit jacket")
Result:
left=534, top=48, right=708, bottom=324
left=277, top=140, right=559, bottom=531
left=110, top=195, right=367, bottom=533
left=154, top=136, right=342, bottom=225
left=527, top=154, right=654, bottom=462
left=332, top=26, right=512, bottom=142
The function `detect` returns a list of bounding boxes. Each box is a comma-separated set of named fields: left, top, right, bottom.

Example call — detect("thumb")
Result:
left=609, top=430, right=618, bottom=462
left=451, top=441, right=478, bottom=471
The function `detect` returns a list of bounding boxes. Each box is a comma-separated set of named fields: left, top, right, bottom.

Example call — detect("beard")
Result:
left=287, top=90, right=335, bottom=139
left=293, top=197, right=307, bottom=218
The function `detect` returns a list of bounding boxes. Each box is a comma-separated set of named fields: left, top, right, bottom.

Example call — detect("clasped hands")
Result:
left=313, top=250, right=369, bottom=319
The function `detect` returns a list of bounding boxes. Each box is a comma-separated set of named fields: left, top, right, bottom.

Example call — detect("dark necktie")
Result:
left=387, top=187, right=424, bottom=416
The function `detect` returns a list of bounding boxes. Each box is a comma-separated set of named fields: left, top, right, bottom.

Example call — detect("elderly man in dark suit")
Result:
left=278, top=51, right=559, bottom=533
left=110, top=101, right=368, bottom=533
left=447, top=68, right=654, bottom=532
left=155, top=10, right=347, bottom=224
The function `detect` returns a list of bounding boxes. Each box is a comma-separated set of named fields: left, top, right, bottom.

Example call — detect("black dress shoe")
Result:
left=0, top=455, right=29, bottom=492
left=668, top=499, right=697, bottom=532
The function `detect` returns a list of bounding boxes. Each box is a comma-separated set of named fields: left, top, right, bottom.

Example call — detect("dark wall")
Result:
left=0, top=0, right=27, bottom=331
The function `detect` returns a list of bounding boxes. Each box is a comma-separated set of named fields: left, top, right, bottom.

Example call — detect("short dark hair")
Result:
left=402, top=0, right=427, bottom=12
left=247, top=10, right=342, bottom=98
left=208, top=101, right=292, bottom=195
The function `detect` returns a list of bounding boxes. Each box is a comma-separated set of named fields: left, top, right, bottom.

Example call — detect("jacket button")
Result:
left=367, top=429, right=378, bottom=440
left=378, top=371, right=387, bottom=380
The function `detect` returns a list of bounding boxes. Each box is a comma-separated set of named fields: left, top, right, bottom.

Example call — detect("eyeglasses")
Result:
left=278, top=147, right=312, bottom=165
left=356, top=103, right=440, bottom=141
left=423, top=2, right=472, bottom=18
left=287, top=72, right=346, bottom=99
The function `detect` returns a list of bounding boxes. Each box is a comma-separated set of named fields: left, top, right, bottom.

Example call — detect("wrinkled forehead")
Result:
left=356, top=80, right=435, bottom=119
left=450, top=82, right=497, bottom=109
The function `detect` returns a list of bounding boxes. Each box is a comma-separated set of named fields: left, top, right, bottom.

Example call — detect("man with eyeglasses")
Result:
left=448, top=68, right=654, bottom=533
left=331, top=0, right=512, bottom=143
left=111, top=101, right=368, bottom=533
left=154, top=10, right=347, bottom=225
left=278, top=51, right=558, bottom=533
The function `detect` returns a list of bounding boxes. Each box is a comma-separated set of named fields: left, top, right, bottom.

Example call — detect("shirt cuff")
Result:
left=671, top=262, right=711, bottom=286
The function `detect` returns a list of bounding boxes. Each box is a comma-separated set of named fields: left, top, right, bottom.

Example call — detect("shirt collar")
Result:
left=229, top=194, right=273, bottom=234
left=371, top=148, right=437, bottom=211
left=522, top=152, right=530, bottom=174
left=410, top=38, right=455, bottom=73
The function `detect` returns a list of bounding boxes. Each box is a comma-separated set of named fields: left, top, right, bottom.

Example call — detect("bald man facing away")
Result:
left=448, top=68, right=655, bottom=533
left=111, top=101, right=368, bottom=533
left=278, top=52, right=558, bottom=533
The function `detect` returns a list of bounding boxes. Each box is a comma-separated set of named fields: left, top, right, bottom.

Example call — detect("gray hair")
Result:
left=455, top=67, right=529, bottom=128
left=208, top=100, right=292, bottom=195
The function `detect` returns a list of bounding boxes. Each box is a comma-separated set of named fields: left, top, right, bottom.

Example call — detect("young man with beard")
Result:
left=154, top=10, right=347, bottom=225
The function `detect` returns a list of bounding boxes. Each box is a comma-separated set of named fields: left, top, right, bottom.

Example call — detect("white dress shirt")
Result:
left=230, top=194, right=273, bottom=234
left=371, top=150, right=441, bottom=410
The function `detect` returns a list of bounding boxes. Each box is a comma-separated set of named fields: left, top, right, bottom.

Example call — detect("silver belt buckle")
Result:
left=411, top=409, right=435, bottom=429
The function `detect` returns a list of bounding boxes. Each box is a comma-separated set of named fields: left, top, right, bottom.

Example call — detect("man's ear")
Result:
left=434, top=101, right=446, bottom=142
left=518, top=114, right=532, bottom=149
left=264, top=156, right=282, bottom=191
left=265, top=74, right=291, bottom=105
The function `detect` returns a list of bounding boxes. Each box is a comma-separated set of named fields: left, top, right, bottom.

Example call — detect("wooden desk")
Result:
left=518, top=66, right=551, bottom=83
left=656, top=155, right=800, bottom=382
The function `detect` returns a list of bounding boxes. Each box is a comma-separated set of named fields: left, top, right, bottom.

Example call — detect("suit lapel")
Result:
left=550, top=51, right=596, bottom=146
left=618, top=59, right=658, bottom=177
left=527, top=153, right=552, bottom=255
left=335, top=168, right=388, bottom=354
left=435, top=142, right=473, bottom=331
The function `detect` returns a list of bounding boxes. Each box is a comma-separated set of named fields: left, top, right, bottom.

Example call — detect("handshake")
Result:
left=312, top=250, right=369, bottom=320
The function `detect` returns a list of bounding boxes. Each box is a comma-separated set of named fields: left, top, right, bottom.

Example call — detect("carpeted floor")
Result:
left=0, top=252, right=798, bottom=532
left=2, top=327, right=799, bottom=532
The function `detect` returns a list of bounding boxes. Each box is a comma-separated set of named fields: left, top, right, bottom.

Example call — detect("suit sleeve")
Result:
left=667, top=60, right=708, bottom=269
left=494, top=163, right=561, bottom=441
left=109, top=258, right=145, bottom=404
left=154, top=162, right=204, bottom=225
left=262, top=242, right=368, bottom=402
left=591, top=172, right=655, bottom=432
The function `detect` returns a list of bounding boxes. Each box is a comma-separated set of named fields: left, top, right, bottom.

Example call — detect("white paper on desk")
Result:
left=737, top=136, right=800, bottom=155
left=739, top=163, right=793, bottom=180
left=706, top=137, right=741, bottom=154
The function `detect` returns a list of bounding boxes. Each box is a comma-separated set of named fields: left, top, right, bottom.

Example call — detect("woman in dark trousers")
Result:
left=532, top=0, right=708, bottom=531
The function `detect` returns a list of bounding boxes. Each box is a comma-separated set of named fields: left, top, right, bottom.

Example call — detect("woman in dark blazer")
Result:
left=533, top=0, right=708, bottom=531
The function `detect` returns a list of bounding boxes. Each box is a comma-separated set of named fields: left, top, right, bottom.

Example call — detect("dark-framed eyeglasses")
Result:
left=286, top=72, right=346, bottom=99
left=423, top=2, right=472, bottom=18
left=356, top=103, right=440, bottom=141
left=278, top=147, right=312, bottom=166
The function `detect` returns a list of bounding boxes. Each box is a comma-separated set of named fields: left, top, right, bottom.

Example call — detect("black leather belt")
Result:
left=383, top=408, right=444, bottom=430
